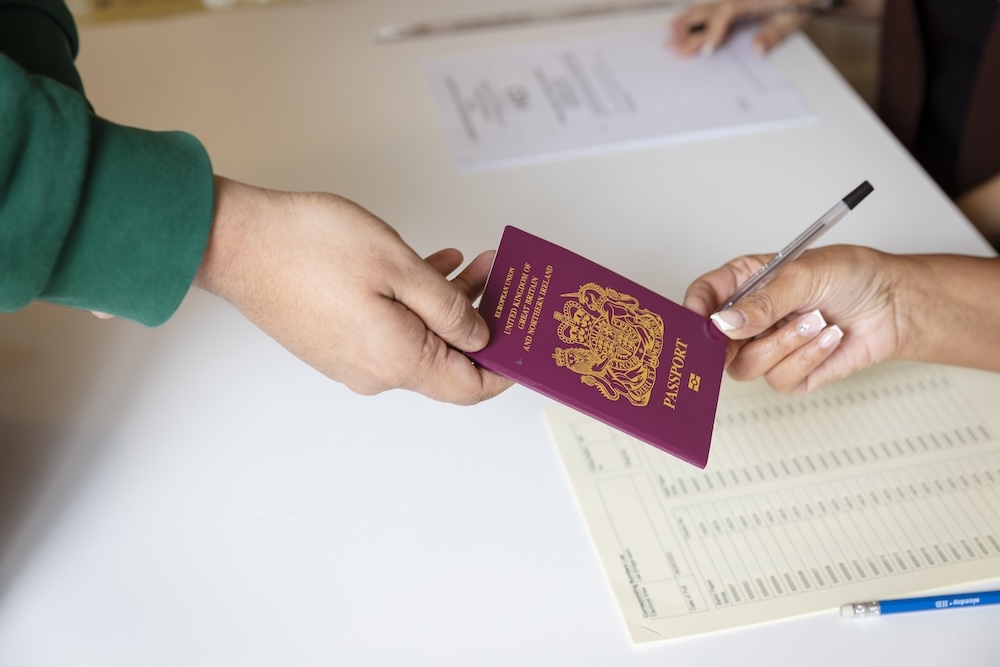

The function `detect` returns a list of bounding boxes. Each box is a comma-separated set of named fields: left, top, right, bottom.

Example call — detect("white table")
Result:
left=1, top=1, right=996, bottom=664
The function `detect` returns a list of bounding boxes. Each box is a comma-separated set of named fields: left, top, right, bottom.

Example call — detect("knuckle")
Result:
left=798, top=343, right=826, bottom=367
left=740, top=288, right=778, bottom=324
left=756, top=328, right=793, bottom=360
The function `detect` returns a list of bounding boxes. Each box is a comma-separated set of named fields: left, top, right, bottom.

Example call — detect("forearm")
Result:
left=895, top=254, right=1000, bottom=371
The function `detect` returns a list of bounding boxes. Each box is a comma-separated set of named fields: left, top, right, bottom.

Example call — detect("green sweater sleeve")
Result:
left=0, top=1, right=215, bottom=326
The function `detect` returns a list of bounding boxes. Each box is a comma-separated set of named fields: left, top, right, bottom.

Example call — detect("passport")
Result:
left=469, top=226, right=727, bottom=468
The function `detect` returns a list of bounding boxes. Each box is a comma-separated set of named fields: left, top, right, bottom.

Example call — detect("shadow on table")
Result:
left=0, top=303, right=158, bottom=597
left=0, top=422, right=110, bottom=592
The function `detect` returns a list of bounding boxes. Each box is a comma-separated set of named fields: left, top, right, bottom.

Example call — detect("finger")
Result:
left=763, top=324, right=844, bottom=393
left=393, top=253, right=491, bottom=353
left=360, top=298, right=512, bottom=405
left=700, top=1, right=740, bottom=55
left=683, top=254, right=770, bottom=317
left=669, top=4, right=712, bottom=34
left=709, top=258, right=824, bottom=341
left=448, top=250, right=495, bottom=301
left=406, top=331, right=514, bottom=404
left=429, top=355, right=514, bottom=404
left=723, top=339, right=748, bottom=371
left=683, top=277, right=733, bottom=318
left=668, top=5, right=716, bottom=56
left=752, top=13, right=809, bottom=54
left=794, top=331, right=865, bottom=392
left=424, top=248, right=464, bottom=277
left=388, top=252, right=511, bottom=404
left=726, top=309, right=826, bottom=381
left=682, top=281, right=718, bottom=318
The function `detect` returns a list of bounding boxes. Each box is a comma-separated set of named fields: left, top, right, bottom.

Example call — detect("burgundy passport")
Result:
left=469, top=226, right=727, bottom=468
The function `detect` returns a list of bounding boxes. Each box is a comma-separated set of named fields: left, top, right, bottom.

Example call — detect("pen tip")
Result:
left=843, top=181, right=874, bottom=210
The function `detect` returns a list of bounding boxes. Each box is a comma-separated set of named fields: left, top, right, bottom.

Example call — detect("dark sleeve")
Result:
left=0, top=0, right=216, bottom=326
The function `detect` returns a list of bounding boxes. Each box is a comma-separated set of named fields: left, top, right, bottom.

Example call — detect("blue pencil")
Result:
left=841, top=590, right=1000, bottom=618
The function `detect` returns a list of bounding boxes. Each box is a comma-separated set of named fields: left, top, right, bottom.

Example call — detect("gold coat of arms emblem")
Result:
left=552, top=283, right=664, bottom=406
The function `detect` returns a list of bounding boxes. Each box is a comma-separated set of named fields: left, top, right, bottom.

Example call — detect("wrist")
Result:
left=891, top=254, right=1000, bottom=370
left=194, top=176, right=283, bottom=309
left=883, top=252, right=926, bottom=362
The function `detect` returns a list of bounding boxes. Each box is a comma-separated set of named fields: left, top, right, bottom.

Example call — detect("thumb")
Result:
left=709, top=266, right=819, bottom=340
left=393, top=253, right=491, bottom=353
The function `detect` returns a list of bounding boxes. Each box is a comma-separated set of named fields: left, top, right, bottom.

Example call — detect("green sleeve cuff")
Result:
left=0, top=53, right=215, bottom=327
left=41, top=118, right=215, bottom=327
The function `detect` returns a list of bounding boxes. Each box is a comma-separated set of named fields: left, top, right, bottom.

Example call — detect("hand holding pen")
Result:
left=668, top=0, right=846, bottom=57
left=682, top=182, right=890, bottom=395
left=714, top=181, right=872, bottom=313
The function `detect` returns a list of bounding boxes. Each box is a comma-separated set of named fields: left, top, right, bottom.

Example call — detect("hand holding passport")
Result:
left=468, top=226, right=727, bottom=468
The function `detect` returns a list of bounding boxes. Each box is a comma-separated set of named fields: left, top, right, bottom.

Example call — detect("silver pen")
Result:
left=373, top=0, right=681, bottom=42
left=715, top=180, right=873, bottom=313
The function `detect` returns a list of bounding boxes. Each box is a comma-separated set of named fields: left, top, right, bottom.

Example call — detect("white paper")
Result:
left=546, top=362, right=1000, bottom=642
left=423, top=29, right=813, bottom=169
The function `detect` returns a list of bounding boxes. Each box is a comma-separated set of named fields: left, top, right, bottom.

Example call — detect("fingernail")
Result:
left=701, top=42, right=715, bottom=56
left=468, top=313, right=488, bottom=350
left=818, top=325, right=844, bottom=349
left=796, top=309, right=827, bottom=337
left=753, top=40, right=765, bottom=56
left=710, top=309, right=745, bottom=333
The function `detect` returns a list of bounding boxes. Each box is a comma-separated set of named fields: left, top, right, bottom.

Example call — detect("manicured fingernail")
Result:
left=710, top=309, right=745, bottom=333
left=796, top=309, right=827, bottom=336
left=818, top=325, right=844, bottom=349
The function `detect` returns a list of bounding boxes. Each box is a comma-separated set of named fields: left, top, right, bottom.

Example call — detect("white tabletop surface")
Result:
left=1, top=1, right=997, bottom=664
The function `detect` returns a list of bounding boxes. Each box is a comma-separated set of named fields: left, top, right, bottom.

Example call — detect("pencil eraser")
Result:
left=840, top=604, right=856, bottom=618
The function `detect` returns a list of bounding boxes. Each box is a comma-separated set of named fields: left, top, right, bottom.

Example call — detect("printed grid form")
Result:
left=549, top=364, right=1000, bottom=640
left=665, top=453, right=1000, bottom=612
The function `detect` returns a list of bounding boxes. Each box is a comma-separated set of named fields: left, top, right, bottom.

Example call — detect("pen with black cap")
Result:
left=712, top=180, right=874, bottom=320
